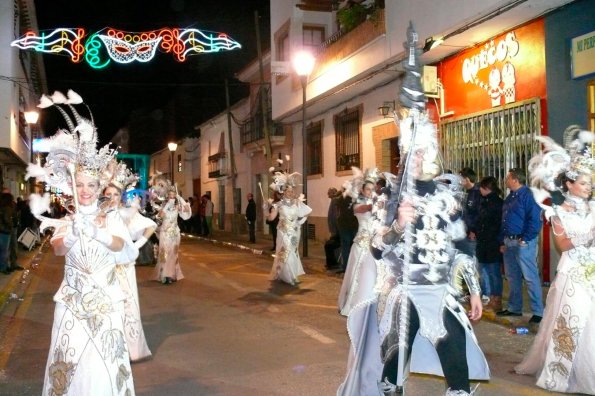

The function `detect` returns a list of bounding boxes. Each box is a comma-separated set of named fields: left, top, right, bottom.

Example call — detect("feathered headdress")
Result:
left=109, top=161, right=139, bottom=191
left=342, top=167, right=381, bottom=200
left=25, top=90, right=118, bottom=193
left=528, top=125, right=594, bottom=213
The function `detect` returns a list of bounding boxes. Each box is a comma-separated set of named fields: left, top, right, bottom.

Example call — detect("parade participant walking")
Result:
left=324, top=187, right=341, bottom=270
left=27, top=91, right=137, bottom=395
left=337, top=167, right=382, bottom=316
left=105, top=163, right=155, bottom=362
left=266, top=191, right=281, bottom=251
left=515, top=127, right=595, bottom=394
left=497, top=167, right=544, bottom=322
left=155, top=187, right=192, bottom=284
left=245, top=192, right=256, bottom=243
left=370, top=24, right=489, bottom=396
left=335, top=188, right=358, bottom=273
left=266, top=171, right=312, bottom=286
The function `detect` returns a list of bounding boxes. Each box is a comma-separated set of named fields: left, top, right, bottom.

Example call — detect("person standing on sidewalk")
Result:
left=202, top=194, right=214, bottom=236
left=476, top=176, right=504, bottom=312
left=335, top=187, right=358, bottom=273
left=0, top=193, right=13, bottom=275
left=497, top=167, right=544, bottom=323
left=324, top=187, right=341, bottom=270
left=515, top=128, right=595, bottom=394
left=245, top=193, right=256, bottom=243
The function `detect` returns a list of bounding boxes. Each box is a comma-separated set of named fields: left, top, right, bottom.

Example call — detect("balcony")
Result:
left=241, top=117, right=286, bottom=153
left=313, top=8, right=385, bottom=77
left=208, top=152, right=227, bottom=179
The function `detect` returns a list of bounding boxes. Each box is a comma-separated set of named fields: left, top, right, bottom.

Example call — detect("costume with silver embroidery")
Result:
left=515, top=127, right=595, bottom=394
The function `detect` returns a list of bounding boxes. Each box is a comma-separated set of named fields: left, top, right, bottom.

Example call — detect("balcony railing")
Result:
left=208, top=151, right=227, bottom=178
left=241, top=117, right=285, bottom=146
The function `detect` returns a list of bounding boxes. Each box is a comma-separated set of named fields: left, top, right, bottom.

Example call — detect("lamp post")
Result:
left=25, top=111, right=40, bottom=194
left=168, top=142, right=178, bottom=184
left=292, top=50, right=315, bottom=258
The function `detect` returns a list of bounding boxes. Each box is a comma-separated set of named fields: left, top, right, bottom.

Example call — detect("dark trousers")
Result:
left=382, top=301, right=470, bottom=392
left=338, top=228, right=357, bottom=270
left=269, top=223, right=278, bottom=249
left=248, top=221, right=256, bottom=243
left=324, top=234, right=341, bottom=269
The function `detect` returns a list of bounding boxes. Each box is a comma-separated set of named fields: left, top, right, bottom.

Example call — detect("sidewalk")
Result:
left=185, top=228, right=550, bottom=332
left=0, top=242, right=45, bottom=312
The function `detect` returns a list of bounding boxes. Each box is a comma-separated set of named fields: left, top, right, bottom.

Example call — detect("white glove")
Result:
left=134, top=236, right=148, bottom=249
left=262, top=203, right=269, bottom=211
left=177, top=195, right=187, bottom=206
left=82, top=220, right=114, bottom=247
left=72, top=213, right=86, bottom=237
left=63, top=231, right=79, bottom=249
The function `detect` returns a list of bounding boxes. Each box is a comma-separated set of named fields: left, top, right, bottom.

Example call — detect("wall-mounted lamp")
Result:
left=423, top=36, right=444, bottom=53
left=24, top=111, right=39, bottom=124
left=378, top=101, right=395, bottom=118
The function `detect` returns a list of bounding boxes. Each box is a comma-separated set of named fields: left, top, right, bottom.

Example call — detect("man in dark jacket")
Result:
left=335, top=188, right=358, bottom=273
left=245, top=193, right=257, bottom=243
left=456, top=167, right=481, bottom=257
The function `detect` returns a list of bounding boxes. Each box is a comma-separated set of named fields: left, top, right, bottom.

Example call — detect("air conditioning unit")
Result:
left=423, top=65, right=438, bottom=97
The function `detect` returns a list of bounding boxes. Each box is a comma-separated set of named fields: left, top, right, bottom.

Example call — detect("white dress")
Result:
left=338, top=208, right=376, bottom=316
left=155, top=202, right=191, bottom=282
left=269, top=199, right=312, bottom=285
left=515, top=203, right=595, bottom=394
left=42, top=210, right=139, bottom=396
left=117, top=209, right=156, bottom=361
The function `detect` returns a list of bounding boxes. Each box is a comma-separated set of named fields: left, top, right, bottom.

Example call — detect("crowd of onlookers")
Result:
left=179, top=193, right=214, bottom=237
left=0, top=190, right=36, bottom=275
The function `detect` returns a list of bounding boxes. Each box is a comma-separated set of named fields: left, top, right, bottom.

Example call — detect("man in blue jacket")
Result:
left=497, top=167, right=544, bottom=324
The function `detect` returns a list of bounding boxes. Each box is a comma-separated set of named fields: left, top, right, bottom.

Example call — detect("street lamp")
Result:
left=168, top=142, right=178, bottom=184
left=292, top=50, right=315, bottom=258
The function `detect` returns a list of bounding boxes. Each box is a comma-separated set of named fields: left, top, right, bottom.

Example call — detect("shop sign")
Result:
left=571, top=30, right=595, bottom=79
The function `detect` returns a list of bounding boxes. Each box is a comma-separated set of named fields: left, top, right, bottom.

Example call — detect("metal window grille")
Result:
left=335, top=108, right=360, bottom=172
left=307, top=121, right=322, bottom=175
left=440, top=98, right=541, bottom=192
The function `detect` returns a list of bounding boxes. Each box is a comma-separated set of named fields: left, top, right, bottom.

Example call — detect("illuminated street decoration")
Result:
left=11, top=27, right=242, bottom=69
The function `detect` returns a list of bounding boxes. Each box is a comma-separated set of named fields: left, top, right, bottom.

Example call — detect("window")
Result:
left=278, top=32, right=290, bottom=62
left=588, top=79, right=595, bottom=132
left=306, top=120, right=323, bottom=175
left=334, top=106, right=362, bottom=172
left=303, top=25, right=325, bottom=54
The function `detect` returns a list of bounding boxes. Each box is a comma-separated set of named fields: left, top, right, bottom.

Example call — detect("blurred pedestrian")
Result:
left=245, top=192, right=256, bottom=243
left=266, top=191, right=280, bottom=250
left=335, top=187, right=358, bottom=273
left=324, top=187, right=341, bottom=270
left=476, top=176, right=504, bottom=311
left=0, top=193, right=13, bottom=275
left=202, top=194, right=213, bottom=236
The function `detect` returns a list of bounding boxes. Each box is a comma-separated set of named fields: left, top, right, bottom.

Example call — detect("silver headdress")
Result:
left=110, top=161, right=139, bottom=191
left=25, top=90, right=118, bottom=194
left=342, top=166, right=381, bottom=200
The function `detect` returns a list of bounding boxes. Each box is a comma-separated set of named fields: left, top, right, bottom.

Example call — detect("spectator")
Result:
left=266, top=191, right=280, bottom=251
left=190, top=194, right=201, bottom=235
left=198, top=195, right=206, bottom=235
left=476, top=176, right=504, bottom=311
left=456, top=167, right=481, bottom=257
left=202, top=194, right=214, bottom=236
left=0, top=193, right=13, bottom=275
left=245, top=192, right=256, bottom=243
left=497, top=168, right=544, bottom=323
left=324, top=187, right=341, bottom=270
left=335, top=187, right=358, bottom=273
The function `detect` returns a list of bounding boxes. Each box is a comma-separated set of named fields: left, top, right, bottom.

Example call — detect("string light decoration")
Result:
left=11, top=27, right=242, bottom=69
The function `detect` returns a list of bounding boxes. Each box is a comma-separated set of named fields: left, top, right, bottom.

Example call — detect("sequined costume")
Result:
left=269, top=198, right=312, bottom=285
left=116, top=209, right=155, bottom=361
left=515, top=202, right=595, bottom=394
left=42, top=209, right=139, bottom=396
left=376, top=180, right=490, bottom=393
left=155, top=199, right=191, bottom=282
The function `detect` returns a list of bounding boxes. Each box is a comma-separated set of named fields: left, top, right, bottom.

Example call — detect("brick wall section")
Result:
left=372, top=121, right=398, bottom=172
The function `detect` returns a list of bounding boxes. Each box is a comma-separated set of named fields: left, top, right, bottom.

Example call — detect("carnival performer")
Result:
left=337, top=169, right=389, bottom=395
left=372, top=23, right=489, bottom=396
left=266, top=170, right=312, bottom=286
left=26, top=90, right=138, bottom=395
left=515, top=126, right=595, bottom=394
left=338, top=167, right=383, bottom=316
left=104, top=163, right=155, bottom=361
left=154, top=187, right=191, bottom=284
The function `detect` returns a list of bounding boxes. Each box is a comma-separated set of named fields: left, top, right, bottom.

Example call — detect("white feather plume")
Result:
left=51, top=91, right=68, bottom=104
left=25, top=163, right=47, bottom=181
left=37, top=94, right=54, bottom=109
left=66, top=89, right=83, bottom=104
left=28, top=193, right=51, bottom=216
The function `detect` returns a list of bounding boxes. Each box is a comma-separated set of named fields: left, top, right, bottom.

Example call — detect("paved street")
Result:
left=0, top=234, right=570, bottom=395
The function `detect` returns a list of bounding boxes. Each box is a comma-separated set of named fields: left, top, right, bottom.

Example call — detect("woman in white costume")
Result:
left=29, top=91, right=138, bottom=395
left=154, top=188, right=191, bottom=284
left=266, top=170, right=312, bottom=286
left=104, top=165, right=155, bottom=362
left=338, top=168, right=383, bottom=316
left=515, top=127, right=595, bottom=394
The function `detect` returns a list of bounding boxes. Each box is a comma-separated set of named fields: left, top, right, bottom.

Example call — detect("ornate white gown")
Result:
left=269, top=199, right=312, bottom=286
left=515, top=203, right=595, bottom=394
left=117, top=210, right=156, bottom=361
left=338, top=208, right=376, bottom=316
left=155, top=202, right=191, bottom=282
left=42, top=210, right=139, bottom=396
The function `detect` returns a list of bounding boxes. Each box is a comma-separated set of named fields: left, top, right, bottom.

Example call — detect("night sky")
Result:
left=33, top=0, right=270, bottom=154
